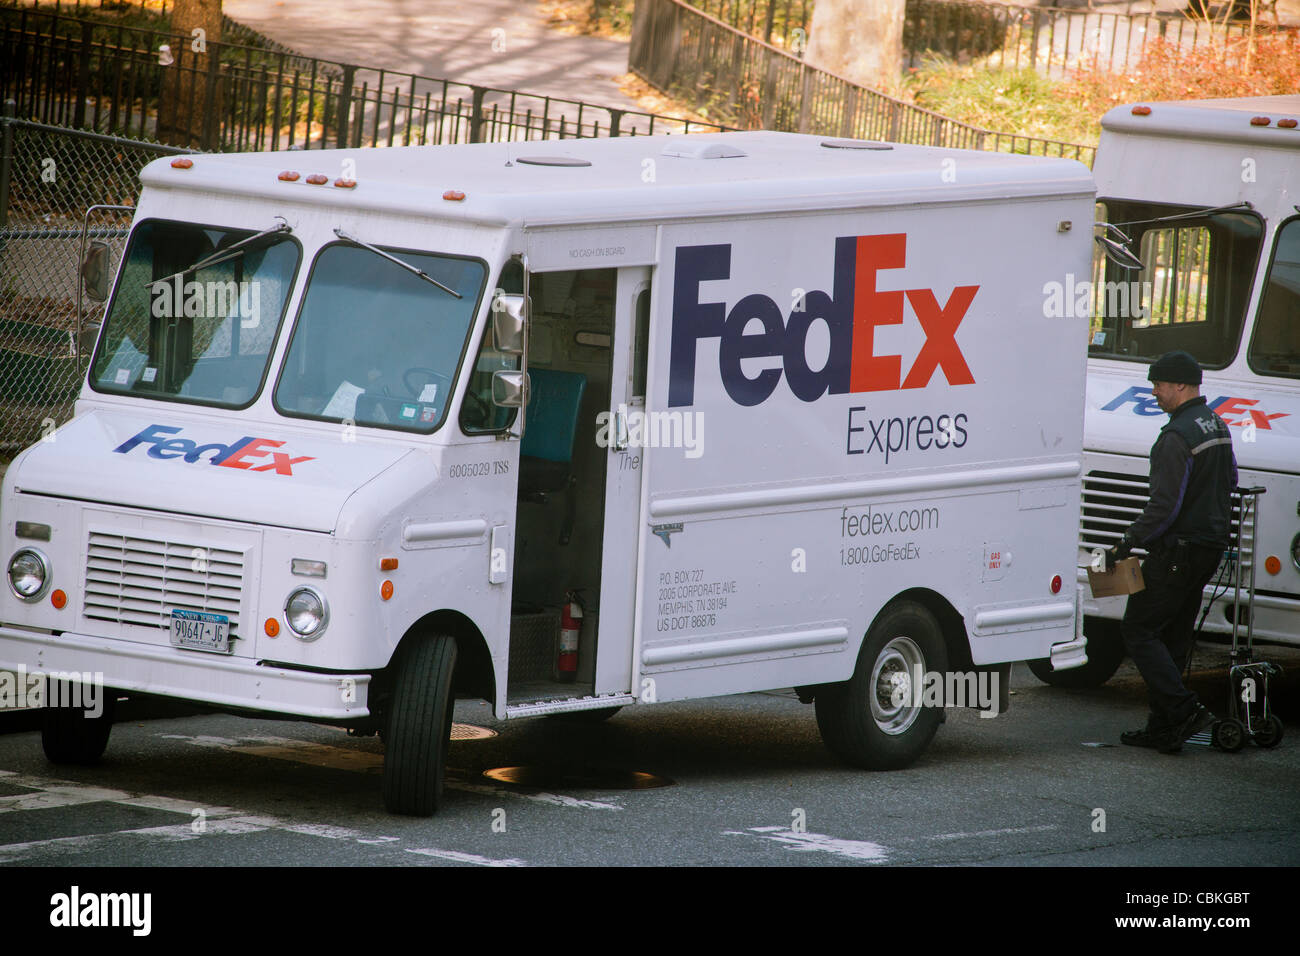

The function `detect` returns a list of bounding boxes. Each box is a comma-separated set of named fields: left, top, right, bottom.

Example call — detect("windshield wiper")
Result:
left=147, top=217, right=291, bottom=289
left=1114, top=201, right=1254, bottom=229
left=332, top=228, right=463, bottom=299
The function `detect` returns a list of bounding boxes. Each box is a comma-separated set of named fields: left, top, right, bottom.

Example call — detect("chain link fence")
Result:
left=0, top=113, right=189, bottom=455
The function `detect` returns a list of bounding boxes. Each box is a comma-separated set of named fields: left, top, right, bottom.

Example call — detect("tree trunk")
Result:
left=805, top=0, right=904, bottom=91
left=158, top=0, right=224, bottom=148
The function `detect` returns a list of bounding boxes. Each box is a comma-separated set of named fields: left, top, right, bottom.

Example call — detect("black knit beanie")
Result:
left=1147, top=351, right=1202, bottom=385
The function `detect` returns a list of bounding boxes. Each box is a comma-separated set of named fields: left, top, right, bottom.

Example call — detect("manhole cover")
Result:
left=483, top=766, right=674, bottom=790
left=451, top=723, right=497, bottom=741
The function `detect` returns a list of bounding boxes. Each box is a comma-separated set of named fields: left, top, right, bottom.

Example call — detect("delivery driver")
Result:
left=1106, top=351, right=1237, bottom=753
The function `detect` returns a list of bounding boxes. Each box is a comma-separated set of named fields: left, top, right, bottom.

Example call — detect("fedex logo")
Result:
left=1103, top=387, right=1290, bottom=430
left=668, top=234, right=978, bottom=408
left=113, top=424, right=314, bottom=475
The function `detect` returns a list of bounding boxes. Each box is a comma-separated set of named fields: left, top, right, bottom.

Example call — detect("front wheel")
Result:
left=42, top=681, right=117, bottom=765
left=815, top=601, right=948, bottom=770
left=382, top=633, right=458, bottom=816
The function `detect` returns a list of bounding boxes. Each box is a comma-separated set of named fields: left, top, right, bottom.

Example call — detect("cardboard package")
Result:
left=1087, top=556, right=1145, bottom=598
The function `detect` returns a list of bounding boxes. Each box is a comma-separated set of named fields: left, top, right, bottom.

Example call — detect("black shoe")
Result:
left=1121, top=727, right=1174, bottom=750
left=1162, top=704, right=1215, bottom=753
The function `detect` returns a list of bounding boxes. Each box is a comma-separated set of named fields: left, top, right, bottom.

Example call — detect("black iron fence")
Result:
left=1, top=6, right=729, bottom=152
left=630, top=0, right=1095, bottom=161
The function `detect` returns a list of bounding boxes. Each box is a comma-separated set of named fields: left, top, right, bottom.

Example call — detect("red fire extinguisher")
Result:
left=558, top=591, right=582, bottom=682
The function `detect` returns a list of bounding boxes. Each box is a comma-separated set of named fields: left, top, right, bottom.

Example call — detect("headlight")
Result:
left=284, top=586, right=328, bottom=640
left=8, top=548, right=51, bottom=602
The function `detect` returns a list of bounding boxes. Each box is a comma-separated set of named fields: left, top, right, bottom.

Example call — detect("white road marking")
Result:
left=161, top=733, right=624, bottom=810
left=723, top=825, right=889, bottom=862
left=406, top=847, right=527, bottom=867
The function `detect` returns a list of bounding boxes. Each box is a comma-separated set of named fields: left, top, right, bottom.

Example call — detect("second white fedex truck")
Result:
left=1032, top=95, right=1300, bottom=687
left=0, top=132, right=1093, bottom=814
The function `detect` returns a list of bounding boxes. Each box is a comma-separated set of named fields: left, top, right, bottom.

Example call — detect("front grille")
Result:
left=83, top=531, right=244, bottom=636
left=1080, top=470, right=1254, bottom=572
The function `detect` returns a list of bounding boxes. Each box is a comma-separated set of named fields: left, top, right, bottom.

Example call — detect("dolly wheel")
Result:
left=1212, top=718, right=1246, bottom=752
left=1254, top=715, right=1284, bottom=749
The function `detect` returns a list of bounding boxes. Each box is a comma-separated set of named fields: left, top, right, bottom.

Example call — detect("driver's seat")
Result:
left=519, top=367, right=586, bottom=545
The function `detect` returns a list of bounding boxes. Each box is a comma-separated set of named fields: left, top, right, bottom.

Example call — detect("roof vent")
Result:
left=821, top=139, right=893, bottom=150
left=660, top=141, right=747, bottom=160
left=515, top=156, right=592, bottom=167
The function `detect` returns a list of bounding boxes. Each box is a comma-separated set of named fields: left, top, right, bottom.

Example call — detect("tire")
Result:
left=815, top=601, right=948, bottom=770
left=1212, top=718, right=1246, bottom=752
left=41, top=681, right=116, bottom=765
left=1026, top=618, right=1125, bottom=688
left=1254, top=715, right=1284, bottom=749
left=382, top=633, right=458, bottom=816
left=547, top=706, right=622, bottom=723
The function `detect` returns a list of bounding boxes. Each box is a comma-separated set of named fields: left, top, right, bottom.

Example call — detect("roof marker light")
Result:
left=334, top=178, right=357, bottom=189
left=1131, top=105, right=1151, bottom=116
left=306, top=174, right=329, bottom=185
left=443, top=190, right=466, bottom=201
left=278, top=170, right=301, bottom=181
left=171, top=158, right=193, bottom=169
left=1250, top=116, right=1271, bottom=126
left=1279, top=119, right=1297, bottom=129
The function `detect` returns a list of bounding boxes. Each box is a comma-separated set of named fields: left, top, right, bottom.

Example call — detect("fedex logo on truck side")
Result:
left=1103, top=387, right=1290, bottom=430
left=668, top=233, right=978, bottom=408
left=113, top=424, right=315, bottom=475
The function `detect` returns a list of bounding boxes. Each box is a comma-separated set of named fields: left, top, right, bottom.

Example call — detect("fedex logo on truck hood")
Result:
left=114, top=423, right=314, bottom=475
left=668, top=233, right=978, bottom=408
left=1102, top=386, right=1290, bottom=431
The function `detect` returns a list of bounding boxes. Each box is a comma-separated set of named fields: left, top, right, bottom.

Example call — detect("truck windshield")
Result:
left=1088, top=201, right=1263, bottom=369
left=1249, top=216, right=1300, bottom=380
left=273, top=243, right=486, bottom=433
left=89, top=219, right=300, bottom=406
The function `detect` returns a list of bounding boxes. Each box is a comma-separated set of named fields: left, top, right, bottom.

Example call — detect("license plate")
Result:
left=170, top=609, right=230, bottom=654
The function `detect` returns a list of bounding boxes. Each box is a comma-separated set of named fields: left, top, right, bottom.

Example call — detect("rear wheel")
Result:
left=1254, top=715, right=1284, bottom=749
left=41, top=681, right=116, bottom=765
left=1027, top=618, right=1125, bottom=688
left=382, top=633, right=458, bottom=816
left=815, top=601, right=947, bottom=770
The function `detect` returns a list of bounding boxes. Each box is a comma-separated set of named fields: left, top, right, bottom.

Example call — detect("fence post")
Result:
left=337, top=64, right=355, bottom=148
left=74, top=19, right=93, bottom=130
left=797, top=62, right=812, bottom=133
left=202, top=42, right=221, bottom=150
left=0, top=101, right=15, bottom=231
left=469, top=86, right=486, bottom=143
left=609, top=108, right=623, bottom=137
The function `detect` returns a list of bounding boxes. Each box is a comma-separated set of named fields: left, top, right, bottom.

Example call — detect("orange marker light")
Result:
left=443, top=190, right=466, bottom=201
left=334, top=178, right=357, bottom=189
left=1265, top=556, right=1282, bottom=575
left=1279, top=119, right=1298, bottom=129
left=278, top=170, right=301, bottom=181
left=1250, top=116, right=1271, bottom=127
left=380, top=557, right=399, bottom=571
left=265, top=618, right=280, bottom=637
left=1131, top=105, right=1151, bottom=116
left=306, top=174, right=329, bottom=185
left=171, top=158, right=194, bottom=169
left=50, top=589, right=67, bottom=609
left=381, top=580, right=394, bottom=601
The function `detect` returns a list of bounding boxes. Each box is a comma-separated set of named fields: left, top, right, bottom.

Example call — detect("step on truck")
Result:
left=1035, top=96, right=1300, bottom=688
left=1, top=132, right=1094, bottom=814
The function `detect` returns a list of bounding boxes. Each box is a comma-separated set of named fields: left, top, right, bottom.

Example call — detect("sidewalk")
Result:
left=223, top=0, right=645, bottom=113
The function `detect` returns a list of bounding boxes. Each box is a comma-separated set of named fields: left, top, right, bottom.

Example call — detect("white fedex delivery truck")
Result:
left=0, top=132, right=1094, bottom=814
left=1033, top=96, right=1300, bottom=687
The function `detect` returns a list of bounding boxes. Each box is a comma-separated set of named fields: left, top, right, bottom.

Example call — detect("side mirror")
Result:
left=492, top=293, right=528, bottom=354
left=81, top=240, right=112, bottom=301
left=491, top=369, right=529, bottom=408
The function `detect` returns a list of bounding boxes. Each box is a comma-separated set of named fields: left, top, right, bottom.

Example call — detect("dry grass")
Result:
left=538, top=0, right=635, bottom=40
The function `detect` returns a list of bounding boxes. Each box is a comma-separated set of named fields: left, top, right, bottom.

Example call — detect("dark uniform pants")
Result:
left=1121, top=543, right=1223, bottom=730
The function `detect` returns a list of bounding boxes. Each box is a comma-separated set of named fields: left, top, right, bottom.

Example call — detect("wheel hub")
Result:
left=870, top=636, right=925, bottom=735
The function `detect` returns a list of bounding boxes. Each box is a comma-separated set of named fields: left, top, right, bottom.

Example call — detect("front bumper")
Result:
left=0, top=625, right=370, bottom=719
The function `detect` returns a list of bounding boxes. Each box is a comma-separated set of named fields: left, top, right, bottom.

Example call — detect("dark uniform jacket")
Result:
left=1124, top=396, right=1238, bottom=551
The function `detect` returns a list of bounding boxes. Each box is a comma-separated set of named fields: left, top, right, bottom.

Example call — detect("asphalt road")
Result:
left=1, top=640, right=1298, bottom=870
